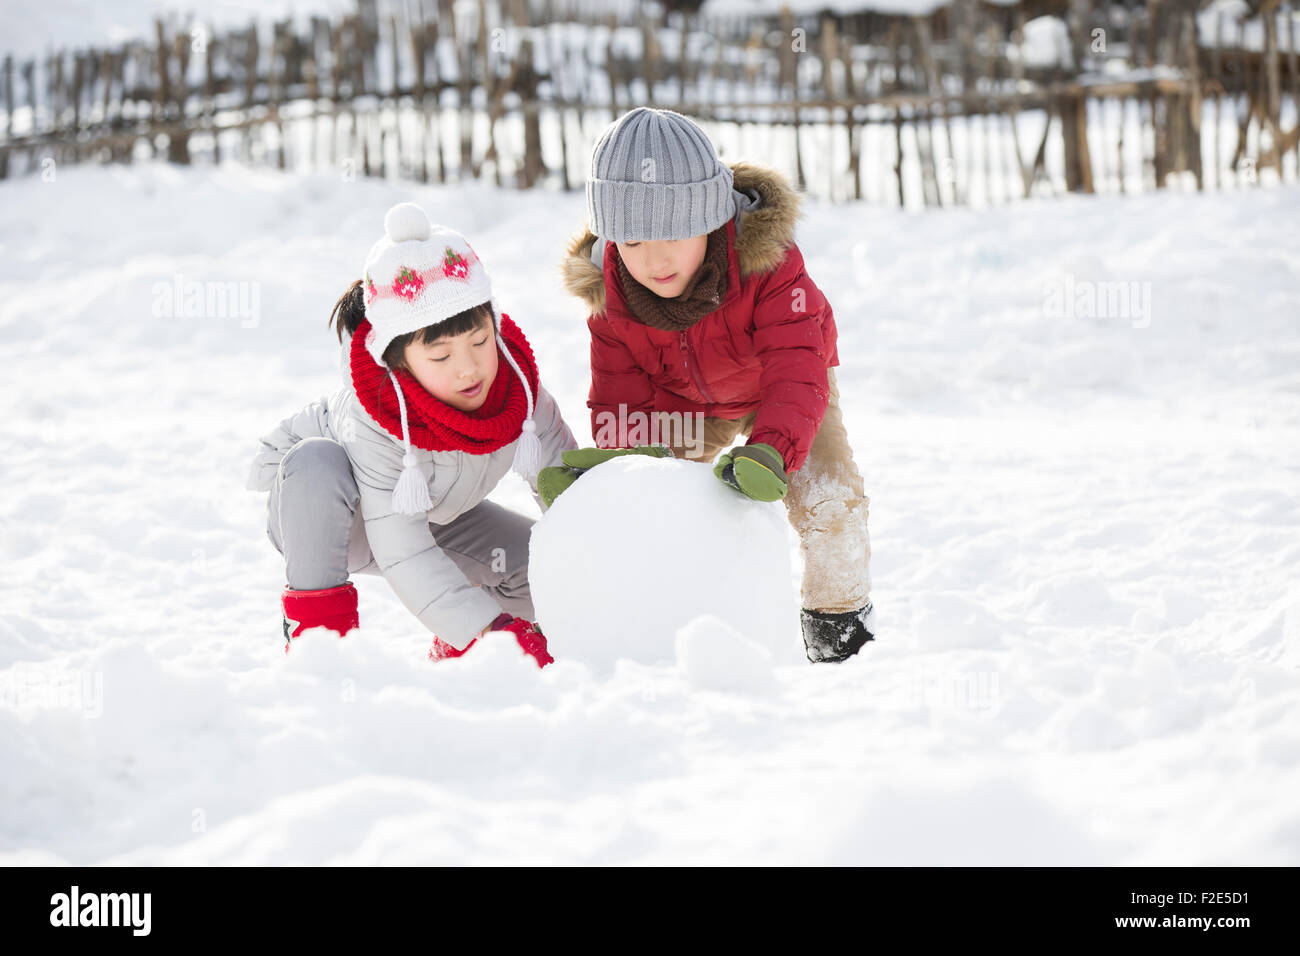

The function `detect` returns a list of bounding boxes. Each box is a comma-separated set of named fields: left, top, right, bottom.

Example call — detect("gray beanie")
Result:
left=586, top=107, right=736, bottom=242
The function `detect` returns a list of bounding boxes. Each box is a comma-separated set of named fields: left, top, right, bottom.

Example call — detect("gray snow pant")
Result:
left=265, top=437, right=536, bottom=620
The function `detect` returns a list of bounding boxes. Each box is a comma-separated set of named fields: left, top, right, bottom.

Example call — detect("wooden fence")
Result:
left=0, top=0, right=1297, bottom=207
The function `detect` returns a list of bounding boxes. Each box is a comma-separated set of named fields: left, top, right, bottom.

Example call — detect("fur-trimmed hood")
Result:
left=558, top=161, right=804, bottom=316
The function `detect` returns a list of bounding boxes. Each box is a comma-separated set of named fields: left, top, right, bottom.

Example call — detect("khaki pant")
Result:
left=654, top=368, right=872, bottom=614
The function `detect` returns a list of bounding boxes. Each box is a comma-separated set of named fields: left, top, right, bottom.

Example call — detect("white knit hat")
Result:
left=361, top=203, right=541, bottom=514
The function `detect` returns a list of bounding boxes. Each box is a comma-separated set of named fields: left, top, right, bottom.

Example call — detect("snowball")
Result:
left=529, top=455, right=800, bottom=672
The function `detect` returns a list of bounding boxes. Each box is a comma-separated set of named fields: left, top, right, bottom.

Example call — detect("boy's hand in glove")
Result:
left=714, top=443, right=789, bottom=502
left=538, top=445, right=674, bottom=508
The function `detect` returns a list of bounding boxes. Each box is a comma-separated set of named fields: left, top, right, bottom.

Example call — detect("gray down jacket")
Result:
left=246, top=331, right=578, bottom=645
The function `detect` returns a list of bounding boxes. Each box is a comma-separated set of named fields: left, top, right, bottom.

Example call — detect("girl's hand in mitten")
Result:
left=714, top=443, right=789, bottom=502
left=489, top=615, right=555, bottom=668
left=429, top=613, right=554, bottom=667
left=538, top=444, right=674, bottom=507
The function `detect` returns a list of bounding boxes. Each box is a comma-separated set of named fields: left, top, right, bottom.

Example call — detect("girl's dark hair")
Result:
left=330, top=279, right=495, bottom=371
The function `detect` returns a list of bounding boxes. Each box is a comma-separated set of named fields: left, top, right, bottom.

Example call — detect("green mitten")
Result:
left=537, top=466, right=580, bottom=509
left=559, top=445, right=674, bottom=470
left=538, top=445, right=674, bottom=508
left=714, top=443, right=789, bottom=502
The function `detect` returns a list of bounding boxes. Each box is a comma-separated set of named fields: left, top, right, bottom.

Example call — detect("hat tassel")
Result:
left=387, top=370, right=434, bottom=515
left=513, top=417, right=542, bottom=479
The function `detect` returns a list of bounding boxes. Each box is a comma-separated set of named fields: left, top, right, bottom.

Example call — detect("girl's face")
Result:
left=616, top=235, right=709, bottom=299
left=403, top=318, right=499, bottom=412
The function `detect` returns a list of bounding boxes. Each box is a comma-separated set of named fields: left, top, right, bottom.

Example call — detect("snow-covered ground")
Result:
left=0, top=159, right=1297, bottom=865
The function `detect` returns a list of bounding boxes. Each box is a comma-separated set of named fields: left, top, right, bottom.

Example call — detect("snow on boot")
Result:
left=427, top=612, right=508, bottom=663
left=800, top=601, right=874, bottom=663
left=281, top=583, right=359, bottom=653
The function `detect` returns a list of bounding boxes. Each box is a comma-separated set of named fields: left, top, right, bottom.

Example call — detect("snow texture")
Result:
left=0, top=158, right=1298, bottom=865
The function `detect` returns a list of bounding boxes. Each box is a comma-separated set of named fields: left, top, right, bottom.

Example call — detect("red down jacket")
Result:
left=559, top=161, right=839, bottom=473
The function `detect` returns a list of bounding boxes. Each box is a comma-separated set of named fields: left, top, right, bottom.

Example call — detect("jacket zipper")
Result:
left=680, top=330, right=714, bottom=405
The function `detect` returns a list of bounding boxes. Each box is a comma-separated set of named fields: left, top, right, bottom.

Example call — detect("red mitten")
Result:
left=428, top=613, right=553, bottom=667
left=496, top=617, right=555, bottom=669
left=282, top=583, right=359, bottom=653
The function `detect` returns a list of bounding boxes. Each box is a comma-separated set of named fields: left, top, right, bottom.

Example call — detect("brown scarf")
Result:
left=614, top=225, right=730, bottom=331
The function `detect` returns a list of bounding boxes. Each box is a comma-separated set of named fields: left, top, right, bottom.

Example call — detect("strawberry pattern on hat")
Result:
left=443, top=248, right=470, bottom=279
left=393, top=266, right=425, bottom=301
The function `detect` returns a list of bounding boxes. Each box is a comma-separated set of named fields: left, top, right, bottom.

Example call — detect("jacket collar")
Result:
left=559, top=161, right=803, bottom=316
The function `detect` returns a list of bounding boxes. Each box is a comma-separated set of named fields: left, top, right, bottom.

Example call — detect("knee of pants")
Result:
left=786, top=473, right=869, bottom=537
left=268, top=437, right=358, bottom=557
left=282, top=436, right=352, bottom=478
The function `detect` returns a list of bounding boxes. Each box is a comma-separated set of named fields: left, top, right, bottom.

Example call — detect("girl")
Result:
left=247, top=203, right=577, bottom=665
left=551, top=107, right=874, bottom=663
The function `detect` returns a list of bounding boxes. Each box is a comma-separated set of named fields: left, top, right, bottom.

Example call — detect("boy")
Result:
left=551, top=107, right=874, bottom=662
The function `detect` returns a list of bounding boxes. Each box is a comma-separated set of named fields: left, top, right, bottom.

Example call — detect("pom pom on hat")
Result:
left=385, top=203, right=432, bottom=243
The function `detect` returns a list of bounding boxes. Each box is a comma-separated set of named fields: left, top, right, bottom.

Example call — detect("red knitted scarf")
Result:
left=349, top=313, right=540, bottom=454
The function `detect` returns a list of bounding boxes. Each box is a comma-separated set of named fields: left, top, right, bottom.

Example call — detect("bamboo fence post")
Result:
left=605, top=12, right=619, bottom=114
left=271, top=20, right=287, bottom=171
left=1263, top=0, right=1282, bottom=175
left=642, top=4, right=660, bottom=107
left=1184, top=8, right=1203, bottom=190
left=2, top=55, right=11, bottom=143
left=23, top=60, right=36, bottom=142
left=841, top=33, right=861, bottom=201
left=544, top=0, right=569, bottom=190
left=982, top=20, right=999, bottom=203
left=50, top=52, right=62, bottom=141
left=1288, top=1, right=1300, bottom=175
left=516, top=0, right=545, bottom=188
left=1116, top=95, right=1126, bottom=193
left=477, top=0, right=503, bottom=187
left=153, top=21, right=168, bottom=162
left=710, top=12, right=723, bottom=106
left=203, top=30, right=219, bottom=165
left=1212, top=10, right=1223, bottom=189
left=328, top=17, right=343, bottom=170
left=456, top=0, right=474, bottom=178
left=484, top=0, right=500, bottom=187
left=1009, top=9, right=1032, bottom=197
left=408, top=0, right=428, bottom=183
left=172, top=28, right=192, bottom=164
left=1, top=56, right=12, bottom=176
left=780, top=5, right=806, bottom=192
left=677, top=5, right=689, bottom=104
left=102, top=49, right=117, bottom=140
left=243, top=21, right=258, bottom=166
left=389, top=9, right=405, bottom=178
left=70, top=52, right=83, bottom=156
left=889, top=21, right=905, bottom=207
left=820, top=13, right=839, bottom=201
left=427, top=0, right=447, bottom=184
left=909, top=15, right=944, bottom=206
left=956, top=0, right=976, bottom=194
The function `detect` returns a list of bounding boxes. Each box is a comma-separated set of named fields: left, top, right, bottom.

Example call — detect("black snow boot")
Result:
left=800, top=602, right=874, bottom=663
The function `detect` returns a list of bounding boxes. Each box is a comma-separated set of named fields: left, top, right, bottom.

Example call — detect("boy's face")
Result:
left=403, top=318, right=499, bottom=412
left=616, top=235, right=709, bottom=299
